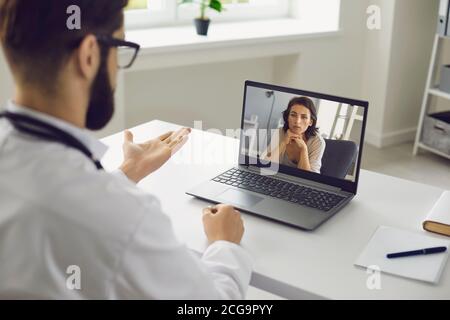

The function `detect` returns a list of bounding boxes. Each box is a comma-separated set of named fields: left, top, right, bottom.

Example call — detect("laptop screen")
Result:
left=239, top=81, right=368, bottom=193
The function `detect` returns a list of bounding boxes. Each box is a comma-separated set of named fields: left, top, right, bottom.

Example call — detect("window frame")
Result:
left=125, top=0, right=177, bottom=29
left=125, top=0, right=291, bottom=30
left=177, top=0, right=290, bottom=24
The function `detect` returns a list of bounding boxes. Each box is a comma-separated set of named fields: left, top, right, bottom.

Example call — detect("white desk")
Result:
left=101, top=120, right=449, bottom=300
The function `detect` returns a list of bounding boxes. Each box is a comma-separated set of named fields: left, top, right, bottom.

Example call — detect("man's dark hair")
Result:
left=282, top=96, right=319, bottom=141
left=0, top=0, right=128, bottom=91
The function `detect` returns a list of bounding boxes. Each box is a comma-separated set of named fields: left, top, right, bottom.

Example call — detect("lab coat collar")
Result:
left=5, top=100, right=109, bottom=160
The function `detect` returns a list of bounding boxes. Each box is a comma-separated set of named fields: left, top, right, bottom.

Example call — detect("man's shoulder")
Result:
left=2, top=138, right=160, bottom=223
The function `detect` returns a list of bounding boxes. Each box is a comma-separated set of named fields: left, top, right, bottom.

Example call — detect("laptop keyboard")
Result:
left=212, top=168, right=345, bottom=212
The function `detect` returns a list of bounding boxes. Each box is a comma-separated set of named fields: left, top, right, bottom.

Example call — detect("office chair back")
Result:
left=320, top=139, right=358, bottom=179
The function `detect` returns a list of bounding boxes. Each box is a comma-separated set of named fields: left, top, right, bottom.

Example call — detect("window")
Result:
left=126, top=0, right=176, bottom=28
left=124, top=0, right=341, bottom=31
left=178, top=0, right=289, bottom=23
left=125, top=0, right=290, bottom=29
left=295, top=0, right=341, bottom=30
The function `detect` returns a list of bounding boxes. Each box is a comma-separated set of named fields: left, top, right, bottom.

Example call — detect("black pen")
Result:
left=386, top=246, right=447, bottom=259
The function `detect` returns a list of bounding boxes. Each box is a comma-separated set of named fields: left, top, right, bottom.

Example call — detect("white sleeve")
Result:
left=109, top=199, right=253, bottom=300
left=109, top=169, right=133, bottom=182
left=201, top=241, right=253, bottom=299
left=308, top=136, right=326, bottom=173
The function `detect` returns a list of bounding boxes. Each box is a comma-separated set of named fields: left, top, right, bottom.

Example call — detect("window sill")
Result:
left=124, top=18, right=341, bottom=71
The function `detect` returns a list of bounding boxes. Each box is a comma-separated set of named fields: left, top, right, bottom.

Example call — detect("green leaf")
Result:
left=209, top=0, right=223, bottom=12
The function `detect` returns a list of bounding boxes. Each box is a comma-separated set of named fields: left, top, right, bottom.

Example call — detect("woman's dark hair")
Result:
left=282, top=96, right=319, bottom=141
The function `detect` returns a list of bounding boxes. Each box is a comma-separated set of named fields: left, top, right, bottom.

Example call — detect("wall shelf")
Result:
left=413, top=34, right=450, bottom=159
left=428, top=87, right=450, bottom=100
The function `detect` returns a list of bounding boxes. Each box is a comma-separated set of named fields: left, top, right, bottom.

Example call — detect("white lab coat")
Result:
left=0, top=101, right=253, bottom=299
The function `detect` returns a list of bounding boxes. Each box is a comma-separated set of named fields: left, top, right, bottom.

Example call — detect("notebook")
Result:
left=355, top=226, right=450, bottom=284
left=423, top=191, right=450, bottom=237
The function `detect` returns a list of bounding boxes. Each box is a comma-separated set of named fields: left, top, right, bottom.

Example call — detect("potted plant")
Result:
left=178, top=0, right=224, bottom=36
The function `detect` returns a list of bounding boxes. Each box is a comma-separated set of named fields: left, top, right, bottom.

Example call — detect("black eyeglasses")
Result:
left=96, top=35, right=140, bottom=69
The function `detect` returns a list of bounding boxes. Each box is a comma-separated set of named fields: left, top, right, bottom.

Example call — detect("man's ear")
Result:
left=76, top=34, right=100, bottom=81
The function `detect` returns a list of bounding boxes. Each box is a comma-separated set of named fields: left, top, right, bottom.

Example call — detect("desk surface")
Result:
left=101, top=120, right=448, bottom=300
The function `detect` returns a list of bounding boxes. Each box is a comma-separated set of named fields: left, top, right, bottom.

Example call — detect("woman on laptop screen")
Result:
left=263, top=97, right=325, bottom=173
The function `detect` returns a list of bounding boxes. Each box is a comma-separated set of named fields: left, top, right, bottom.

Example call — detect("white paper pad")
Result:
left=355, top=226, right=450, bottom=284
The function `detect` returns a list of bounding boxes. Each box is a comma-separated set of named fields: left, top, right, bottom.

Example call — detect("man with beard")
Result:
left=0, top=0, right=252, bottom=299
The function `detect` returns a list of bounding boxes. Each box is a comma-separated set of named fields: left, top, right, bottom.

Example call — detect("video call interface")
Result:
left=241, top=86, right=365, bottom=182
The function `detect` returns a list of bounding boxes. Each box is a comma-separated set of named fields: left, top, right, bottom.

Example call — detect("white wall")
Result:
left=125, top=57, right=274, bottom=132
left=360, top=0, right=396, bottom=146
left=274, top=0, right=367, bottom=99
left=279, top=0, right=438, bottom=148
left=362, top=0, right=439, bottom=147
left=124, top=0, right=369, bottom=133
left=384, top=0, right=438, bottom=142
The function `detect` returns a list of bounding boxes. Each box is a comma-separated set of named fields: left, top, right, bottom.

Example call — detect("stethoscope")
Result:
left=0, top=111, right=104, bottom=170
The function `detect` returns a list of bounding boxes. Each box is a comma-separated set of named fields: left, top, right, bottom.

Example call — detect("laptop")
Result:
left=186, top=81, right=369, bottom=231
